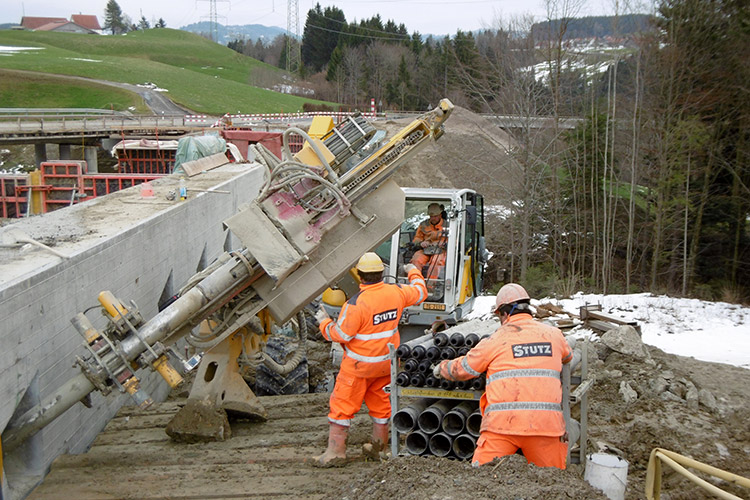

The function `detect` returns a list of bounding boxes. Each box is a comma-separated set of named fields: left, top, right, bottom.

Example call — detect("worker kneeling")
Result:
left=313, top=252, right=427, bottom=467
left=434, top=283, right=573, bottom=469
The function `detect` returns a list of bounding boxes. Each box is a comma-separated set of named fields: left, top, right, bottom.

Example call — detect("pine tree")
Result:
left=103, top=0, right=126, bottom=35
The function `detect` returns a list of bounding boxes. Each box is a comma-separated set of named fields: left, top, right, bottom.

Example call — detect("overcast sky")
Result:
left=4, top=0, right=643, bottom=38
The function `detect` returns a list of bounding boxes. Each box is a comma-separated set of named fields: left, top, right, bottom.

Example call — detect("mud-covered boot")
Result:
left=312, top=423, right=348, bottom=468
left=362, top=422, right=389, bottom=460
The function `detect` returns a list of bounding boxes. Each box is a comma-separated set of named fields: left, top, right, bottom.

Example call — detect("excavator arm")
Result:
left=4, top=99, right=454, bottom=449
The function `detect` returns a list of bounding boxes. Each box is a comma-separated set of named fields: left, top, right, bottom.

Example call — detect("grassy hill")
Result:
left=0, top=28, right=335, bottom=114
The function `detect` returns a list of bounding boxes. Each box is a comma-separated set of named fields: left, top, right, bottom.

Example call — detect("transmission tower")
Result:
left=198, top=0, right=229, bottom=43
left=286, top=0, right=301, bottom=73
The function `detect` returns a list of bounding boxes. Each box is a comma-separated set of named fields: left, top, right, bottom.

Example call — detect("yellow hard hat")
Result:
left=356, top=252, right=385, bottom=272
left=322, top=287, right=347, bottom=307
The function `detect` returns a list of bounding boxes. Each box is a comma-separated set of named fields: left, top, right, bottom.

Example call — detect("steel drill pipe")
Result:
left=439, top=379, right=456, bottom=390
left=405, top=430, right=431, bottom=455
left=440, top=347, right=457, bottom=360
left=425, top=346, right=441, bottom=361
left=396, top=371, right=410, bottom=386
left=393, top=399, right=433, bottom=433
left=396, top=333, right=434, bottom=359
left=466, top=408, right=482, bottom=437
left=455, top=379, right=471, bottom=390
left=417, top=359, right=432, bottom=373
left=417, top=399, right=457, bottom=434
left=403, top=358, right=419, bottom=373
left=457, top=347, right=470, bottom=356
left=464, top=333, right=480, bottom=347
left=453, top=434, right=477, bottom=460
left=424, top=375, right=440, bottom=388
left=441, top=401, right=477, bottom=436
left=448, top=332, right=465, bottom=347
left=428, top=432, right=454, bottom=457
left=433, top=332, right=449, bottom=347
left=471, top=376, right=486, bottom=390
left=409, top=372, right=426, bottom=387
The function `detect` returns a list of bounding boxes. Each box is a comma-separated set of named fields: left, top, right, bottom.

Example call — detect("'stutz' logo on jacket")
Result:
left=512, top=342, right=553, bottom=358
left=373, top=309, right=398, bottom=325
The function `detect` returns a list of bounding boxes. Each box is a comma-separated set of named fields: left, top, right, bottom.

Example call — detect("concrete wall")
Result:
left=0, top=163, right=264, bottom=499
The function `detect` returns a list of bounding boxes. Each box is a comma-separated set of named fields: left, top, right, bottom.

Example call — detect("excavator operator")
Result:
left=410, top=202, right=447, bottom=279
left=313, top=252, right=427, bottom=467
left=433, top=283, right=573, bottom=469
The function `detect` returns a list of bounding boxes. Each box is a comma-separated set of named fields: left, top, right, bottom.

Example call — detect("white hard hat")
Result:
left=494, top=283, right=530, bottom=313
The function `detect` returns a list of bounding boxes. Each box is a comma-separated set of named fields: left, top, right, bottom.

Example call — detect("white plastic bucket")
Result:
left=584, top=453, right=629, bottom=500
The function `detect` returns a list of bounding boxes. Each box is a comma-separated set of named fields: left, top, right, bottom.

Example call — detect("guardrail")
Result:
left=0, top=108, right=131, bottom=117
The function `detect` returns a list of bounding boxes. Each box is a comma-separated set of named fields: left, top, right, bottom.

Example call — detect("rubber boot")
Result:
left=312, top=423, right=348, bottom=468
left=362, top=422, right=389, bottom=460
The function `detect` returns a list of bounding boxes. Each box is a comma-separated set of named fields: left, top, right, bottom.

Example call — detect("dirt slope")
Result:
left=387, top=106, right=518, bottom=203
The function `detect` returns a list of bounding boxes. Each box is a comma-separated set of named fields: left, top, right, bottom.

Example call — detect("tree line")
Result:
left=103, top=0, right=166, bottom=35
left=231, top=0, right=750, bottom=301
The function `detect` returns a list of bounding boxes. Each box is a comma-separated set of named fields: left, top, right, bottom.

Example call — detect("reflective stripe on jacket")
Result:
left=439, top=313, right=572, bottom=436
left=320, top=268, right=427, bottom=378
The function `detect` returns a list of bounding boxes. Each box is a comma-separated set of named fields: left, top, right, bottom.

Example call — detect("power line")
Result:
left=306, top=22, right=411, bottom=41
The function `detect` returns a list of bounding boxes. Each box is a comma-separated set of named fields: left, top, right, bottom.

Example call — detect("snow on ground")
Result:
left=0, top=46, right=45, bottom=55
left=467, top=293, right=750, bottom=369
left=65, top=57, right=102, bottom=63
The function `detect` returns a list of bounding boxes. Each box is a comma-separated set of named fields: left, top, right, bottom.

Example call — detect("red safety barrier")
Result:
left=79, top=173, right=163, bottom=200
left=116, top=147, right=175, bottom=174
left=0, top=175, right=28, bottom=218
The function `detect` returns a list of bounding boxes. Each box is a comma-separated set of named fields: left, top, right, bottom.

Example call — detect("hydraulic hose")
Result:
left=260, top=311, right=307, bottom=376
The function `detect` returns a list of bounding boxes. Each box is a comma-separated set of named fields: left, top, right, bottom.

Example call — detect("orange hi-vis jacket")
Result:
left=320, top=268, right=427, bottom=378
left=414, top=218, right=445, bottom=245
left=439, top=313, right=573, bottom=437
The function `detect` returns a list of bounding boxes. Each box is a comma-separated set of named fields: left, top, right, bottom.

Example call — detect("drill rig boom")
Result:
left=4, top=99, right=454, bottom=450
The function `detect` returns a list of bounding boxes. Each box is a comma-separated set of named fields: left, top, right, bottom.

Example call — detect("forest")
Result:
left=228, top=0, right=749, bottom=302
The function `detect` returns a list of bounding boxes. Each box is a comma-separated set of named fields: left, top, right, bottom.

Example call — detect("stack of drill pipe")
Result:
left=396, top=331, right=486, bottom=388
left=399, top=398, right=481, bottom=460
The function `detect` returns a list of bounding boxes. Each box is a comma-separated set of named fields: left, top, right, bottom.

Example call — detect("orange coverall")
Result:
left=438, top=313, right=573, bottom=468
left=411, top=218, right=447, bottom=277
left=319, top=268, right=427, bottom=426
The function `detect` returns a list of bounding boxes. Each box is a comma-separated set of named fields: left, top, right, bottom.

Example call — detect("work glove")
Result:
left=403, top=263, right=417, bottom=274
left=314, top=307, right=330, bottom=325
left=433, top=363, right=442, bottom=379
left=420, top=240, right=430, bottom=248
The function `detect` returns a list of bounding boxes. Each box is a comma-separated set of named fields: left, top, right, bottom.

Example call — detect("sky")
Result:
left=3, top=0, right=634, bottom=38
left=467, top=293, right=750, bottom=370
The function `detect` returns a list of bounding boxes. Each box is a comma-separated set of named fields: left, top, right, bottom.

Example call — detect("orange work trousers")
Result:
left=411, top=251, right=446, bottom=279
left=328, top=369, right=391, bottom=426
left=472, top=431, right=567, bottom=469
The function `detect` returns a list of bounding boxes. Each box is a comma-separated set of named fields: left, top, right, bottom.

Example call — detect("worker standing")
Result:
left=434, top=283, right=573, bottom=468
left=313, top=252, right=427, bottom=467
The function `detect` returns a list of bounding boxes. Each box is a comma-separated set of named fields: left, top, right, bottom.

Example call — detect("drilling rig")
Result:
left=3, top=99, right=454, bottom=448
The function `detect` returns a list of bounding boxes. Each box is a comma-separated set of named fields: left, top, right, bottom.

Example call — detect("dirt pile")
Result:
left=385, top=106, right=517, bottom=203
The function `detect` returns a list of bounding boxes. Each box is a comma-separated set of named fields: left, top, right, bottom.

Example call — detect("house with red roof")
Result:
left=20, top=15, right=102, bottom=34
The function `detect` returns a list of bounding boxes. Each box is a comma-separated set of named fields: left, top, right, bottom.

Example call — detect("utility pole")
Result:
left=286, top=0, right=301, bottom=73
left=198, top=0, right=229, bottom=43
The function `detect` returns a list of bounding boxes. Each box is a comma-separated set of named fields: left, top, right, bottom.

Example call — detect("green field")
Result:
left=0, top=29, right=336, bottom=114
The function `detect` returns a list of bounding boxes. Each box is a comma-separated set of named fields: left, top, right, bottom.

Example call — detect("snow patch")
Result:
left=467, top=293, right=750, bottom=369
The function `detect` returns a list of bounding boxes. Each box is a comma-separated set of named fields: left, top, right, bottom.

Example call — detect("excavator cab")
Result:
left=377, top=188, right=488, bottom=341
